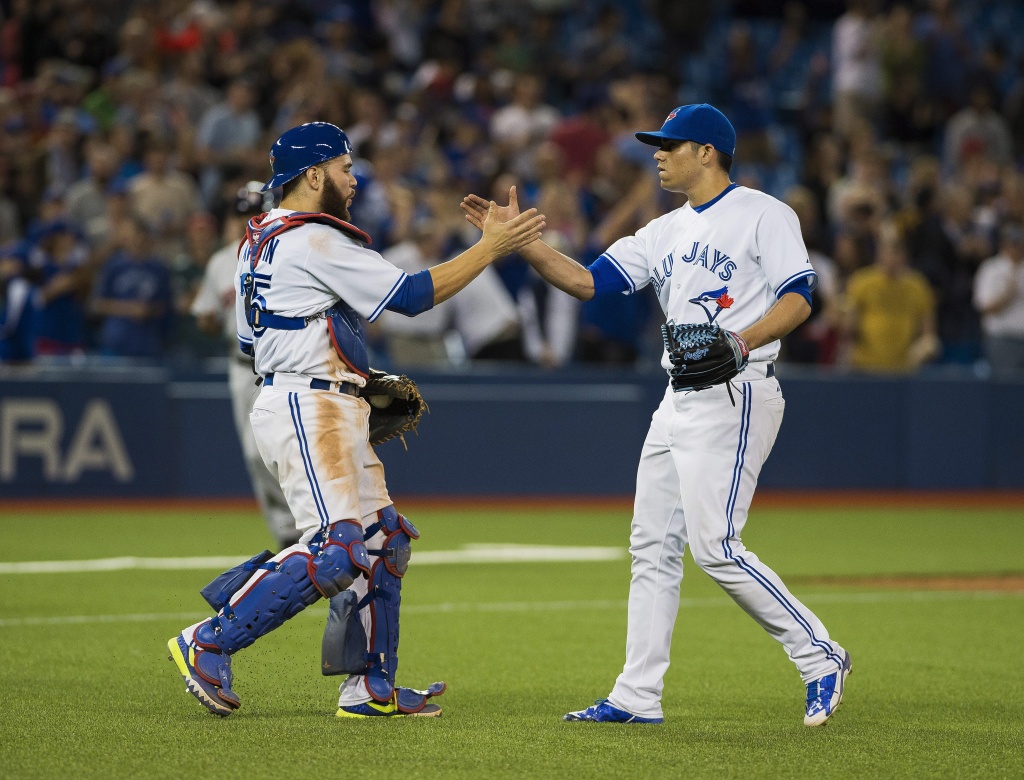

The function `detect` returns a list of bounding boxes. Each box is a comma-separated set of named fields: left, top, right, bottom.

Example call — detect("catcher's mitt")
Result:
left=661, top=321, right=749, bottom=392
left=360, top=369, right=427, bottom=448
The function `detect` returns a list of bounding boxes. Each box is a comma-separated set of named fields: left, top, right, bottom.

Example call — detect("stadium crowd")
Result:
left=1, top=0, right=1023, bottom=376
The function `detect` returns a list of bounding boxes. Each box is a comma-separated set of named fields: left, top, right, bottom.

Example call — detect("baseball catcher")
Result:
left=167, top=121, right=545, bottom=721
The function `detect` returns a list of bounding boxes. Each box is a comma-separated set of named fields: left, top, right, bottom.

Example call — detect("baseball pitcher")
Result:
left=463, top=104, right=851, bottom=727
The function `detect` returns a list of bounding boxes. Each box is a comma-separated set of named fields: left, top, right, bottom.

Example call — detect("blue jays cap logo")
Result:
left=666, top=108, right=679, bottom=121
left=689, top=286, right=734, bottom=323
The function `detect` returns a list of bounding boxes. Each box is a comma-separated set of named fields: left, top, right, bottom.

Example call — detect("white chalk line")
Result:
left=1, top=590, right=1020, bottom=628
left=0, top=544, right=625, bottom=575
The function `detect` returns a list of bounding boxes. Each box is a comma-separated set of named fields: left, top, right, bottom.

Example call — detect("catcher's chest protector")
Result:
left=243, top=212, right=373, bottom=377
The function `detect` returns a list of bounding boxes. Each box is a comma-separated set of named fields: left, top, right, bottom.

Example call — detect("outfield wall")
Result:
left=1, top=366, right=1022, bottom=498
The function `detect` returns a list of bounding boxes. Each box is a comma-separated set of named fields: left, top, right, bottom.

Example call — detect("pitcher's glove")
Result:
left=661, top=321, right=749, bottom=392
left=360, top=369, right=427, bottom=447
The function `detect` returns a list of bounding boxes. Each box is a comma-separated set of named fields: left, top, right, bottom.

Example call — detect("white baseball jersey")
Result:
left=235, top=208, right=407, bottom=385
left=192, top=242, right=239, bottom=341
left=599, top=185, right=815, bottom=368
left=973, top=253, right=1024, bottom=338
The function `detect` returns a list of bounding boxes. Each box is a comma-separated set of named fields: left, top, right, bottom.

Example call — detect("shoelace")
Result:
left=806, top=677, right=835, bottom=708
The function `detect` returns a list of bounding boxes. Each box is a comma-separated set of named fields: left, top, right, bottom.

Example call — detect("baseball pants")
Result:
left=607, top=378, right=846, bottom=720
left=249, top=375, right=394, bottom=706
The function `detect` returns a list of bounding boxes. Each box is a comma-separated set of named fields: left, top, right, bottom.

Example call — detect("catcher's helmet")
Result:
left=262, top=122, right=352, bottom=192
left=235, top=181, right=276, bottom=215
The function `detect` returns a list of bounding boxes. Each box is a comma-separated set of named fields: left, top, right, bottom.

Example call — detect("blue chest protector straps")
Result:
left=241, top=211, right=376, bottom=377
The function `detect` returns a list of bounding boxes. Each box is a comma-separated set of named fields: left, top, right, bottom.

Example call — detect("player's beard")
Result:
left=319, top=172, right=351, bottom=222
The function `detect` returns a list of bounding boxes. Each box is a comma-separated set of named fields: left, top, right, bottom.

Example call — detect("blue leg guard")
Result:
left=362, top=506, right=441, bottom=713
left=194, top=520, right=370, bottom=655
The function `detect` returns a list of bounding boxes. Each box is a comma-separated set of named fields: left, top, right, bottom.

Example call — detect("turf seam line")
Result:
left=2, top=590, right=1022, bottom=628
left=0, top=544, right=626, bottom=574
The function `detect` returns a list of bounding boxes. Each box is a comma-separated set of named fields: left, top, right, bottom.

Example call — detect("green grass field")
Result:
left=1, top=503, right=1023, bottom=779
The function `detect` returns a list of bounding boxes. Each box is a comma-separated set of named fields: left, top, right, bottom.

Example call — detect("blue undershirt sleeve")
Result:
left=587, top=255, right=632, bottom=296
left=383, top=269, right=435, bottom=316
left=777, top=275, right=815, bottom=307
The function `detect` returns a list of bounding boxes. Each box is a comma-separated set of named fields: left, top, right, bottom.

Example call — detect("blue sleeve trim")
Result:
left=368, top=273, right=409, bottom=322
left=588, top=254, right=633, bottom=296
left=238, top=338, right=253, bottom=356
left=596, top=253, right=636, bottom=294
left=775, top=268, right=817, bottom=294
left=777, top=275, right=815, bottom=307
left=382, top=269, right=435, bottom=318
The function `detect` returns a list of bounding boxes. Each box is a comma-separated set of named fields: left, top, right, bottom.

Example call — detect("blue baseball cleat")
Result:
left=167, top=633, right=240, bottom=717
left=804, top=651, right=852, bottom=726
left=563, top=699, right=664, bottom=724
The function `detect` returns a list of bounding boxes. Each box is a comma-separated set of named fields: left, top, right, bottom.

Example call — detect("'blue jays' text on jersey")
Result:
left=235, top=208, right=407, bottom=384
left=598, top=185, right=815, bottom=368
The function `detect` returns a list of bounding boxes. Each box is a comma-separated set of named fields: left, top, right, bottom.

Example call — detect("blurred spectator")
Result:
left=548, top=95, right=611, bottom=187
left=518, top=182, right=584, bottom=368
left=879, top=3, right=942, bottom=150
left=452, top=265, right=523, bottom=361
left=843, top=223, right=939, bottom=373
left=129, top=138, right=201, bottom=253
left=322, top=7, right=375, bottom=83
left=943, top=81, right=1014, bottom=170
left=92, top=216, right=172, bottom=359
left=1004, top=59, right=1024, bottom=163
left=565, top=5, right=633, bottom=91
left=800, top=132, right=846, bottom=226
left=724, top=21, right=775, bottom=164
left=27, top=220, right=90, bottom=355
left=973, top=222, right=1024, bottom=377
left=169, top=211, right=222, bottom=358
left=378, top=220, right=454, bottom=366
left=379, top=218, right=524, bottom=365
left=349, top=145, right=415, bottom=248
left=65, top=141, right=122, bottom=245
left=782, top=185, right=842, bottom=364
left=0, top=241, right=33, bottom=362
left=914, top=0, right=972, bottom=116
left=907, top=183, right=990, bottom=363
left=195, top=78, right=261, bottom=204
left=162, top=51, right=219, bottom=129
left=490, top=73, right=560, bottom=175
left=577, top=173, right=661, bottom=366
left=831, top=0, right=883, bottom=138
left=0, top=161, right=20, bottom=244
left=44, top=107, right=84, bottom=194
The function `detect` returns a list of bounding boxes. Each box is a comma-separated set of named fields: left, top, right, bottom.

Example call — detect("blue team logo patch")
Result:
left=689, top=286, right=735, bottom=323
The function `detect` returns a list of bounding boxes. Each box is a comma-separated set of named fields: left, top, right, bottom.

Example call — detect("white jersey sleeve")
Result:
left=191, top=260, right=222, bottom=318
left=754, top=201, right=816, bottom=295
left=973, top=256, right=1011, bottom=310
left=600, top=223, right=655, bottom=294
left=305, top=229, right=408, bottom=322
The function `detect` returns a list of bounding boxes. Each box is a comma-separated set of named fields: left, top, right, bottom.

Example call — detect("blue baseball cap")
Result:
left=262, top=122, right=353, bottom=191
left=635, top=104, right=737, bottom=157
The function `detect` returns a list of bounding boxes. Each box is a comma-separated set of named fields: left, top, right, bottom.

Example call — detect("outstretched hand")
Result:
left=461, top=185, right=523, bottom=231
left=479, top=198, right=544, bottom=257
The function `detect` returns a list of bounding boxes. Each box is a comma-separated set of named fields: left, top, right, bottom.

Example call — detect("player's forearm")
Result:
left=428, top=244, right=493, bottom=305
left=520, top=241, right=595, bottom=301
left=739, top=292, right=810, bottom=350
